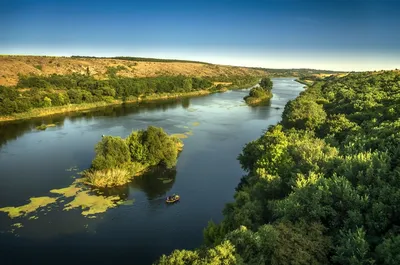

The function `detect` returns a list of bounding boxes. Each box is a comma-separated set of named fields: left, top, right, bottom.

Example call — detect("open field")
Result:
left=0, top=55, right=268, bottom=86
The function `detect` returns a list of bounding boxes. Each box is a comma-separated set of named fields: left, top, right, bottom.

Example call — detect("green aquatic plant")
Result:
left=64, top=190, right=120, bottom=216
left=12, top=223, right=23, bottom=228
left=0, top=196, right=57, bottom=218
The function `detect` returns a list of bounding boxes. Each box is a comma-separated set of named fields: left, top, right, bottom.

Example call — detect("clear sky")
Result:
left=1, top=0, right=399, bottom=71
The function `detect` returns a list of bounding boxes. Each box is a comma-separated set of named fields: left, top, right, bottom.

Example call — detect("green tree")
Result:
left=376, top=235, right=400, bottom=265
left=332, top=228, right=373, bottom=265
left=91, top=136, right=130, bottom=170
left=260, top=77, right=273, bottom=90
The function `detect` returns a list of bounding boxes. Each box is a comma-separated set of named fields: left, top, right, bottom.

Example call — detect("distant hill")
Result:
left=0, top=55, right=343, bottom=87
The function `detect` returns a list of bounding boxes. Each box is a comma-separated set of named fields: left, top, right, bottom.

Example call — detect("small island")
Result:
left=84, top=126, right=184, bottom=187
left=244, top=77, right=273, bottom=105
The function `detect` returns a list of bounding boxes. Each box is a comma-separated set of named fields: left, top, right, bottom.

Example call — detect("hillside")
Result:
left=0, top=55, right=344, bottom=87
left=0, top=55, right=268, bottom=87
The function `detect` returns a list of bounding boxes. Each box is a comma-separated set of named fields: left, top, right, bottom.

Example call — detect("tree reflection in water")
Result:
left=130, top=166, right=177, bottom=200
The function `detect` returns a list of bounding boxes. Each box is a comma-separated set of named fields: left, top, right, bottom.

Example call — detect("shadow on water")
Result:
left=130, top=167, right=177, bottom=201
left=181, top=97, right=190, bottom=109
left=95, top=184, right=130, bottom=201
left=92, top=166, right=177, bottom=202
left=0, top=98, right=192, bottom=148
left=81, top=165, right=177, bottom=204
left=249, top=100, right=273, bottom=119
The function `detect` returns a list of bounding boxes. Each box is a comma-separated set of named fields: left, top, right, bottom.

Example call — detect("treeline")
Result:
left=250, top=67, right=345, bottom=77
left=154, top=71, right=400, bottom=264
left=207, top=75, right=261, bottom=89
left=0, top=74, right=214, bottom=116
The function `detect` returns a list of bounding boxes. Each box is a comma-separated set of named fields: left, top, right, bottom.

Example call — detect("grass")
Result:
left=84, top=168, right=132, bottom=188
left=244, top=90, right=273, bottom=106
left=244, top=96, right=271, bottom=105
left=36, top=123, right=56, bottom=130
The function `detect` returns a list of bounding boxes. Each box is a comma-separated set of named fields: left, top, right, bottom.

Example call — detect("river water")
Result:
left=0, top=78, right=304, bottom=264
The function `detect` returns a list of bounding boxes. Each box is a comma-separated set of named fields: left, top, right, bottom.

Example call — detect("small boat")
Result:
left=166, top=194, right=180, bottom=203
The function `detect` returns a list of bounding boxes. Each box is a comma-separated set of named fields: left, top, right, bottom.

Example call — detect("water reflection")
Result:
left=96, top=184, right=130, bottom=201
left=181, top=98, right=190, bottom=109
left=0, top=98, right=193, bottom=149
left=130, top=167, right=177, bottom=200
left=250, top=101, right=273, bottom=119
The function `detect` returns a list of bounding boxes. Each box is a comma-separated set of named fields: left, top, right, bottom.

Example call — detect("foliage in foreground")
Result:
left=154, top=71, right=400, bottom=264
left=244, top=78, right=273, bottom=105
left=84, top=126, right=183, bottom=187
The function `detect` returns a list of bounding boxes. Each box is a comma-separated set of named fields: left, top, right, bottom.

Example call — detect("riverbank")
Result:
left=0, top=89, right=214, bottom=123
left=294, top=78, right=313, bottom=86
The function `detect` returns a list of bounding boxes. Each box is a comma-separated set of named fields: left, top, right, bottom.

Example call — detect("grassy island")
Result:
left=83, top=126, right=183, bottom=187
left=244, top=77, right=273, bottom=105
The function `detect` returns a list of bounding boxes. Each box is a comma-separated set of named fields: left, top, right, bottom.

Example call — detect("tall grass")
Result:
left=83, top=162, right=149, bottom=187
left=84, top=168, right=132, bottom=188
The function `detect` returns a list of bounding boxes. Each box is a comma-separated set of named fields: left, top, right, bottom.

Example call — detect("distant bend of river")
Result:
left=0, top=78, right=304, bottom=265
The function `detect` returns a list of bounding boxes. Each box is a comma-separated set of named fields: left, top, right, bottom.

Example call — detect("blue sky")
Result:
left=1, top=0, right=399, bottom=71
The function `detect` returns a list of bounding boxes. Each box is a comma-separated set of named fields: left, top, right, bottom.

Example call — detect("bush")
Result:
left=86, top=126, right=183, bottom=187
left=91, top=136, right=130, bottom=171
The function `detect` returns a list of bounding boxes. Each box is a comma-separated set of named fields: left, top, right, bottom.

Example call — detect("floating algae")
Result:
left=117, top=199, right=135, bottom=206
left=1, top=176, right=132, bottom=221
left=171, top=133, right=188, bottom=139
left=162, top=179, right=173, bottom=184
left=192, top=122, right=200, bottom=126
left=174, top=125, right=190, bottom=129
left=185, top=130, right=193, bottom=136
left=66, top=166, right=79, bottom=172
left=157, top=177, right=173, bottom=184
left=50, top=179, right=82, bottom=197
left=12, top=223, right=23, bottom=228
left=187, top=108, right=197, bottom=112
left=63, top=190, right=120, bottom=216
left=0, top=196, right=57, bottom=218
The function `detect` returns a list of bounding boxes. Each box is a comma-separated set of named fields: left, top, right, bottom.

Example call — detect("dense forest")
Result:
left=244, top=77, right=273, bottom=105
left=154, top=71, right=400, bottom=264
left=0, top=73, right=261, bottom=116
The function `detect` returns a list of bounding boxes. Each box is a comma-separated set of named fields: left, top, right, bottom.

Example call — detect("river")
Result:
left=0, top=78, right=304, bottom=264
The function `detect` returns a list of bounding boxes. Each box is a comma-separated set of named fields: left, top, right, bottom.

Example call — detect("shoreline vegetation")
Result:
left=0, top=89, right=213, bottom=123
left=83, top=126, right=183, bottom=188
left=154, top=70, right=400, bottom=264
left=0, top=73, right=261, bottom=123
left=243, top=77, right=273, bottom=106
left=0, top=55, right=343, bottom=123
